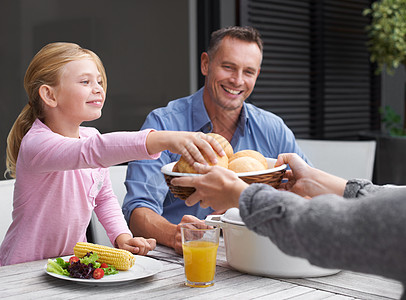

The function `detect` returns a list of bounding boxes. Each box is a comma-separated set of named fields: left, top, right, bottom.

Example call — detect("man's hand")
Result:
left=173, top=215, right=206, bottom=254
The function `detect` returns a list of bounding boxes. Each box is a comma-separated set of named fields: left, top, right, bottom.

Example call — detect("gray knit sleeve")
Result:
left=343, top=178, right=386, bottom=198
left=239, top=183, right=406, bottom=286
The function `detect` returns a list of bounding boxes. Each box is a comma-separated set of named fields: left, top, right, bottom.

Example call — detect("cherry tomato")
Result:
left=93, top=268, right=104, bottom=279
left=100, top=263, right=108, bottom=269
left=69, top=256, right=79, bottom=264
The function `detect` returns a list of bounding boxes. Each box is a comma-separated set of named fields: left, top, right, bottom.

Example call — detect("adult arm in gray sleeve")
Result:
left=239, top=181, right=406, bottom=285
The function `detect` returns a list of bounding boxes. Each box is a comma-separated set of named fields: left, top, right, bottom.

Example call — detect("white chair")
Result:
left=0, top=167, right=128, bottom=247
left=296, top=139, right=376, bottom=180
left=90, top=165, right=128, bottom=246
left=0, top=179, right=15, bottom=244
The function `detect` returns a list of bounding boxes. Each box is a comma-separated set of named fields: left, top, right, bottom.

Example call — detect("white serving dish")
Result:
left=206, top=208, right=340, bottom=278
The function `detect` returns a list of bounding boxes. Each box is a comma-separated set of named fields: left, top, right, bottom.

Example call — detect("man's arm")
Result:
left=129, top=207, right=177, bottom=249
left=129, top=207, right=202, bottom=254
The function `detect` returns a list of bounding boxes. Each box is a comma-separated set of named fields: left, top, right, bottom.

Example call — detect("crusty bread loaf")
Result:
left=171, top=134, right=271, bottom=174
left=229, top=150, right=268, bottom=169
left=228, top=156, right=267, bottom=173
left=174, top=153, right=229, bottom=173
left=172, top=132, right=232, bottom=173
left=207, top=133, right=234, bottom=158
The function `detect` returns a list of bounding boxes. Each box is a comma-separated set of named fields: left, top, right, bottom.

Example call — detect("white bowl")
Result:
left=206, top=208, right=340, bottom=278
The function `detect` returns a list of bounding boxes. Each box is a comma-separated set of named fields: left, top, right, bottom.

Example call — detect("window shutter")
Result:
left=240, top=0, right=380, bottom=139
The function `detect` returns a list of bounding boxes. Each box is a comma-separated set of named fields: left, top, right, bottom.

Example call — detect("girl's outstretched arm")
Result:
left=146, top=131, right=225, bottom=166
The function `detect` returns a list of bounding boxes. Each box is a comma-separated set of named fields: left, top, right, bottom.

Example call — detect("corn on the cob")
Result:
left=73, top=242, right=136, bottom=271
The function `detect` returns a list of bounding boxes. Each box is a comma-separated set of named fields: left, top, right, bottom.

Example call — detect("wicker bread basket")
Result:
left=161, top=158, right=286, bottom=200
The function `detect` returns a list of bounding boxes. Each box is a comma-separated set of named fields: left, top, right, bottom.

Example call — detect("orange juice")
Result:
left=182, top=240, right=219, bottom=287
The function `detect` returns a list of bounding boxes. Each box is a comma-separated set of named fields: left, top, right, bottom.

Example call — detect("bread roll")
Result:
left=172, top=162, right=179, bottom=172
left=228, top=156, right=267, bottom=173
left=229, top=150, right=268, bottom=169
left=172, top=132, right=231, bottom=173
left=174, top=153, right=229, bottom=174
left=207, top=133, right=234, bottom=158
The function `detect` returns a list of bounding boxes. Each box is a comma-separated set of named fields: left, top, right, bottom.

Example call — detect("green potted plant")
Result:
left=363, top=0, right=406, bottom=184
left=379, top=105, right=406, bottom=136
left=363, top=0, right=406, bottom=134
left=363, top=0, right=406, bottom=75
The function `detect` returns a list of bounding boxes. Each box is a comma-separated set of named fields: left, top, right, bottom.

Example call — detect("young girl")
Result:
left=0, top=42, right=224, bottom=266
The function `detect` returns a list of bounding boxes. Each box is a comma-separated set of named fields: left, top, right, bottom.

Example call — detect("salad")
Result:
left=47, top=252, right=118, bottom=279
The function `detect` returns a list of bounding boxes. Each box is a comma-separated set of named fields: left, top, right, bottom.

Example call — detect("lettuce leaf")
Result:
left=80, top=252, right=100, bottom=268
left=47, top=259, right=69, bottom=276
left=55, top=257, right=69, bottom=268
left=103, top=265, right=118, bottom=275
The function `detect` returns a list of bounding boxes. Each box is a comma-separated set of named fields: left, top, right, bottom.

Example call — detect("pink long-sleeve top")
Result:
left=0, top=119, right=160, bottom=266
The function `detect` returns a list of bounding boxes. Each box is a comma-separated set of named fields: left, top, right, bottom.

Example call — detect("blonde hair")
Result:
left=5, top=42, right=107, bottom=178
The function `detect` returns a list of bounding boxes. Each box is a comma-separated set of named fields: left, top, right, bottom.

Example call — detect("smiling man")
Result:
left=122, top=26, right=310, bottom=254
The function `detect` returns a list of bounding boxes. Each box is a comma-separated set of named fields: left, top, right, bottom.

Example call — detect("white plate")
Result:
left=161, top=157, right=286, bottom=177
left=45, top=255, right=163, bottom=285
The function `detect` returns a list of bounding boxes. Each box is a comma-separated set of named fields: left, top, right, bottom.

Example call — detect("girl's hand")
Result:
left=116, top=233, right=156, bottom=256
left=171, top=163, right=248, bottom=211
left=146, top=131, right=226, bottom=166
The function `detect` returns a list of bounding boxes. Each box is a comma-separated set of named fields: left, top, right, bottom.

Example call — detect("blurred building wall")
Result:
left=0, top=0, right=193, bottom=176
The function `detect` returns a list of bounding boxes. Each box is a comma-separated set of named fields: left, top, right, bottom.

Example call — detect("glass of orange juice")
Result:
left=181, top=223, right=220, bottom=288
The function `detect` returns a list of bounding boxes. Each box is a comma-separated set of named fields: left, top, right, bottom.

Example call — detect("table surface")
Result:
left=0, top=239, right=403, bottom=299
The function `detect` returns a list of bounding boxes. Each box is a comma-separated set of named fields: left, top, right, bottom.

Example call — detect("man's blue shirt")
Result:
left=122, top=88, right=310, bottom=224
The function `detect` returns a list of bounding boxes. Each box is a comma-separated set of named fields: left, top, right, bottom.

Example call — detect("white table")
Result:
left=0, top=239, right=403, bottom=299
